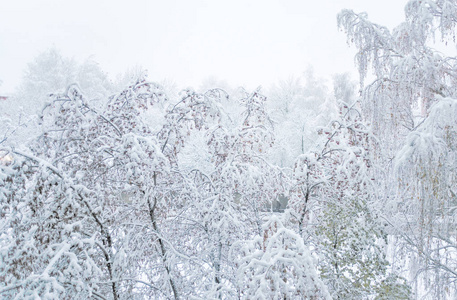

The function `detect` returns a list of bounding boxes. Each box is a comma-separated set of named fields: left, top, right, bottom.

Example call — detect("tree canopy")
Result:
left=1, top=0, right=457, bottom=299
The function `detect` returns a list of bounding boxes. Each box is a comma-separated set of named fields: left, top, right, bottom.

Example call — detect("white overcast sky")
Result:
left=0, top=0, right=407, bottom=94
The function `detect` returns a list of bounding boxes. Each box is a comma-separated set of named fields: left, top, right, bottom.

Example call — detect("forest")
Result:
left=1, top=0, right=457, bottom=299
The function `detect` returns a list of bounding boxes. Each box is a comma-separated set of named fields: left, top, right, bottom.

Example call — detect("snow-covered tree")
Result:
left=1, top=69, right=296, bottom=299
left=0, top=86, right=112, bottom=298
left=394, top=97, right=457, bottom=299
left=339, top=1, right=457, bottom=298
left=287, top=99, right=411, bottom=299
left=267, top=69, right=338, bottom=168
left=236, top=215, right=331, bottom=299
left=0, top=79, right=174, bottom=299
left=175, top=88, right=286, bottom=298
left=16, top=48, right=112, bottom=115
left=3, top=48, right=114, bottom=148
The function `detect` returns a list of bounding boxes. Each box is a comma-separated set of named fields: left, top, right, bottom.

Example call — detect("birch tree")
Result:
left=339, top=0, right=457, bottom=298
